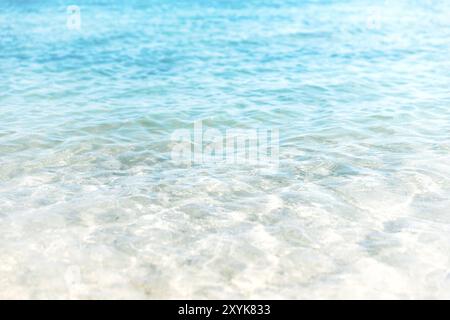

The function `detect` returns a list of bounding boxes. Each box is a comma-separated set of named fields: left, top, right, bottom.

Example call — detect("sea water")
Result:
left=0, top=0, right=449, bottom=299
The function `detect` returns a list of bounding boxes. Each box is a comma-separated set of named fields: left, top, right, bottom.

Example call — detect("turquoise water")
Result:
left=1, top=0, right=450, bottom=299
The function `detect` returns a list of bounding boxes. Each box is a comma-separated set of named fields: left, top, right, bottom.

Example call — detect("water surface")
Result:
left=1, top=0, right=450, bottom=299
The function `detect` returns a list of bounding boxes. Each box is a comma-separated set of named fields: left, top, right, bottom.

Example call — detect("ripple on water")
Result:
left=0, top=0, right=450, bottom=299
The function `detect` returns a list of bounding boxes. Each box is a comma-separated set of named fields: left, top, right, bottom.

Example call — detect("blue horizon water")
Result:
left=1, top=0, right=450, bottom=299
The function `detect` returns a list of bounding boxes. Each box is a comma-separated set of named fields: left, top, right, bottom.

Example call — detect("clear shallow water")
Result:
left=1, top=0, right=450, bottom=299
